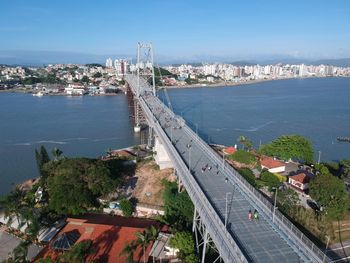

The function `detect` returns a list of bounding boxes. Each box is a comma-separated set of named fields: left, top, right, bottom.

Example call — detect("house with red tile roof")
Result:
left=260, top=156, right=286, bottom=173
left=288, top=173, right=310, bottom=191
left=223, top=146, right=237, bottom=155
left=34, top=214, right=161, bottom=263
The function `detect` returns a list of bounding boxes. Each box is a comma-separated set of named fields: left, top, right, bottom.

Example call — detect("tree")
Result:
left=81, top=76, right=89, bottom=83
left=35, top=145, right=50, bottom=177
left=93, top=72, right=102, bottom=78
left=60, top=240, right=94, bottom=263
left=309, top=173, right=348, bottom=220
left=119, top=199, right=133, bottom=217
left=340, top=159, right=350, bottom=181
left=5, top=241, right=29, bottom=263
left=0, top=188, right=26, bottom=226
left=276, top=188, right=300, bottom=214
left=260, top=170, right=280, bottom=191
left=260, top=135, right=314, bottom=163
left=134, top=230, right=151, bottom=263
left=237, top=135, right=253, bottom=150
left=46, top=158, right=118, bottom=215
left=120, top=243, right=134, bottom=263
left=52, top=147, right=64, bottom=161
left=162, top=180, right=194, bottom=231
left=238, top=168, right=257, bottom=187
left=169, top=231, right=198, bottom=262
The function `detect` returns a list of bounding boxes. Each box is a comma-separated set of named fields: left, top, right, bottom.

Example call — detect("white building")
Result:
left=64, top=83, right=87, bottom=95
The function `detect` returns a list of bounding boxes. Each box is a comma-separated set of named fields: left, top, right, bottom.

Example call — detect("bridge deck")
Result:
left=145, top=94, right=302, bottom=262
left=125, top=74, right=328, bottom=262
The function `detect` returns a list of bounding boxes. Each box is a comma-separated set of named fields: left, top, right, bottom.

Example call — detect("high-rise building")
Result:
left=105, top=58, right=113, bottom=68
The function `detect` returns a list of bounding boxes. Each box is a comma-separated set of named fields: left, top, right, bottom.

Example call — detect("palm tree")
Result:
left=134, top=226, right=159, bottom=263
left=147, top=225, right=159, bottom=242
left=237, top=135, right=253, bottom=151
left=237, top=135, right=247, bottom=150
left=60, top=240, right=94, bottom=263
left=135, top=230, right=151, bottom=263
left=1, top=188, right=26, bottom=226
left=6, top=241, right=29, bottom=263
left=52, top=147, right=64, bottom=161
left=120, top=243, right=134, bottom=263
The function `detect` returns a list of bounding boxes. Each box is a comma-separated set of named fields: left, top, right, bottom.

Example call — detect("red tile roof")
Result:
left=261, top=156, right=285, bottom=169
left=289, top=173, right=310, bottom=184
left=34, top=214, right=161, bottom=263
left=223, top=147, right=237, bottom=155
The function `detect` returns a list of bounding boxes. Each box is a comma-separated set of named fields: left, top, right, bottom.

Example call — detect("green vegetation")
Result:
left=85, top=63, right=104, bottom=68
left=59, top=240, right=94, bottom=263
left=276, top=188, right=300, bottom=214
left=237, top=168, right=256, bottom=187
left=3, top=241, right=30, bottom=263
left=228, top=149, right=256, bottom=165
left=35, top=145, right=50, bottom=177
left=21, top=77, right=41, bottom=85
left=260, top=135, right=314, bottom=163
left=184, top=78, right=198, bottom=85
left=153, top=67, right=177, bottom=86
left=93, top=72, right=102, bottom=78
left=160, top=180, right=200, bottom=261
left=119, top=199, right=133, bottom=217
left=121, top=226, right=159, bottom=263
left=81, top=76, right=89, bottom=83
left=260, top=170, right=280, bottom=191
left=162, top=180, right=194, bottom=231
left=309, top=173, right=348, bottom=220
left=21, top=73, right=63, bottom=85
left=237, top=135, right=253, bottom=150
left=170, top=232, right=198, bottom=263
left=45, top=157, right=120, bottom=214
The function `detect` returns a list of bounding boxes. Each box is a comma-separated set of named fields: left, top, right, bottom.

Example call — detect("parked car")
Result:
left=306, top=199, right=320, bottom=211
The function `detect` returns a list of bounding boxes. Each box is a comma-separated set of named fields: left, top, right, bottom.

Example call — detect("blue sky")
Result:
left=1, top=0, right=350, bottom=63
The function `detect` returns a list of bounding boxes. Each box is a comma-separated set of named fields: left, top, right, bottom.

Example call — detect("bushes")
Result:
left=229, top=150, right=256, bottom=165
left=238, top=168, right=257, bottom=187
left=120, top=199, right=133, bottom=217
left=260, top=170, right=280, bottom=190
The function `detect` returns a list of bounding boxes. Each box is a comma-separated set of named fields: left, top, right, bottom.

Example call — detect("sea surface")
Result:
left=1, top=77, right=350, bottom=195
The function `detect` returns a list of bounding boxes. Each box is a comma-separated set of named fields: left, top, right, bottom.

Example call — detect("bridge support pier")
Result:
left=153, top=137, right=173, bottom=169
left=193, top=208, right=222, bottom=263
left=147, top=126, right=153, bottom=148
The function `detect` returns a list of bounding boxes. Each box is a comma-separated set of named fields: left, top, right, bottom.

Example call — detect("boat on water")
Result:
left=337, top=137, right=350, bottom=143
left=33, top=91, right=44, bottom=97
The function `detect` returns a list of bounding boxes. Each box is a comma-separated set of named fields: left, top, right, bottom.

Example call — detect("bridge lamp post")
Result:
left=272, top=187, right=278, bottom=223
left=188, top=146, right=192, bottom=173
left=322, top=235, right=330, bottom=263
left=225, top=192, right=232, bottom=229
left=318, top=150, right=322, bottom=164
left=223, top=155, right=225, bottom=171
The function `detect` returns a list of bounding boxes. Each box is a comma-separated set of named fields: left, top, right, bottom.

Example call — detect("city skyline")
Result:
left=1, top=0, right=350, bottom=64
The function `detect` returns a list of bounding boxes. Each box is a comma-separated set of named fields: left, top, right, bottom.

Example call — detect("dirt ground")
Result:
left=131, top=160, right=175, bottom=207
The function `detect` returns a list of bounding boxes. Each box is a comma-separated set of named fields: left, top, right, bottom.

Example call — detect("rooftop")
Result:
left=289, top=173, right=310, bottom=184
left=35, top=214, right=161, bottom=263
left=261, top=156, right=286, bottom=169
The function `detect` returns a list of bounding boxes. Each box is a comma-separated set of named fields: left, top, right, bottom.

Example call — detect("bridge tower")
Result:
left=133, top=42, right=156, bottom=133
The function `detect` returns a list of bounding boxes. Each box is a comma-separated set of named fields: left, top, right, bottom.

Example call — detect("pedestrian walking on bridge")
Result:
left=254, top=209, right=259, bottom=220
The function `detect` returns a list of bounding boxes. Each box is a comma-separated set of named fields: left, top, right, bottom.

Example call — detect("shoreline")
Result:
left=0, top=76, right=349, bottom=95
left=162, top=75, right=350, bottom=90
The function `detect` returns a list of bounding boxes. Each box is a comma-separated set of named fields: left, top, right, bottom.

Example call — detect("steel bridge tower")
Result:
left=133, top=42, right=156, bottom=134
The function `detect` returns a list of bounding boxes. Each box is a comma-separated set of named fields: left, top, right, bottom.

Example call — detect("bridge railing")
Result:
left=136, top=92, right=249, bottom=263
left=180, top=117, right=328, bottom=263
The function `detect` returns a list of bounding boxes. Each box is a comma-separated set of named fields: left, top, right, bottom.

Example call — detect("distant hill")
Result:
left=310, top=58, right=350, bottom=67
